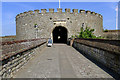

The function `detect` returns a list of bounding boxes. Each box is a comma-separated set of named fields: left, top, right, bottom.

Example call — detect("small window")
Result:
left=82, top=23, right=84, bottom=27
left=67, top=18, right=69, bottom=20
left=50, top=18, right=52, bottom=20
left=24, top=23, right=27, bottom=26
left=70, top=21, right=72, bottom=23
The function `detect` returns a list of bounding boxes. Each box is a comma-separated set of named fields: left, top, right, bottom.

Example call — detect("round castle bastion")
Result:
left=16, top=8, right=103, bottom=43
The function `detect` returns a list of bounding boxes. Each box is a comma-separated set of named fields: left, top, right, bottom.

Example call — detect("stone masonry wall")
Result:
left=0, top=39, right=47, bottom=78
left=1, top=36, right=16, bottom=42
left=16, top=8, right=103, bottom=40
left=103, top=30, right=120, bottom=40
left=72, top=38, right=120, bottom=77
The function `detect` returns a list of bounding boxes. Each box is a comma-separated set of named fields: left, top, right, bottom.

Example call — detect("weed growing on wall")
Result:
left=72, top=27, right=104, bottom=39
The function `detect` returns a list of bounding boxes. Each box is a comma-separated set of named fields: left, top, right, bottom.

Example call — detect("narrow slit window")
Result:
left=67, top=18, right=69, bottom=20
left=82, top=23, right=84, bottom=27
left=50, top=18, right=52, bottom=20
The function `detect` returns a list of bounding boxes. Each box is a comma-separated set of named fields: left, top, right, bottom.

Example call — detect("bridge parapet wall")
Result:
left=0, top=38, right=47, bottom=78
left=72, top=38, right=120, bottom=79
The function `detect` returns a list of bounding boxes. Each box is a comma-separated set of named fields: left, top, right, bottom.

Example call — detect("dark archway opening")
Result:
left=53, top=26, right=67, bottom=43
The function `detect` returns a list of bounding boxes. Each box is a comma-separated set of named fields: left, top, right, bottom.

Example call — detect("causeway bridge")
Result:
left=0, top=38, right=120, bottom=79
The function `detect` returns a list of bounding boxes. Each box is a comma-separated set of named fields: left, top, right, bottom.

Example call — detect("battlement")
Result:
left=16, top=8, right=103, bottom=19
left=41, top=9, right=47, bottom=13
left=86, top=11, right=91, bottom=14
left=91, top=12, right=95, bottom=15
left=73, top=9, right=78, bottom=13
left=49, top=8, right=54, bottom=13
left=28, top=10, right=33, bottom=14
left=34, top=10, right=40, bottom=13
left=80, top=10, right=85, bottom=14
left=57, top=8, right=62, bottom=13
left=95, top=13, right=99, bottom=16
left=65, top=8, right=71, bottom=13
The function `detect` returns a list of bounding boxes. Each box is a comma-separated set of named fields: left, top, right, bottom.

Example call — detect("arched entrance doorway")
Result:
left=52, top=26, right=68, bottom=43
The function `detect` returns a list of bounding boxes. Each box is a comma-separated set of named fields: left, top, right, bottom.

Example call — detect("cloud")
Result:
left=115, top=5, right=118, bottom=11
left=108, top=2, right=118, bottom=12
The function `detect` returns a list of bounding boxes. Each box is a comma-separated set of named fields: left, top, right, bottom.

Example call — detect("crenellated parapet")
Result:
left=91, top=12, right=95, bottom=15
left=57, top=8, right=62, bottom=13
left=86, top=11, right=91, bottom=14
left=28, top=10, right=33, bottom=14
left=73, top=9, right=78, bottom=13
left=49, top=8, right=54, bottom=13
left=16, top=8, right=103, bottom=19
left=65, top=8, right=71, bottom=13
left=41, top=9, right=47, bottom=13
left=80, top=10, right=85, bottom=14
left=34, top=9, right=40, bottom=13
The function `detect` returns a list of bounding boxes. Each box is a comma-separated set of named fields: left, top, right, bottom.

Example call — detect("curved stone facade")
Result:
left=16, top=8, right=103, bottom=40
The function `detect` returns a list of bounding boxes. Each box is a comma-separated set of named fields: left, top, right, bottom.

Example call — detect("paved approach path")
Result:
left=14, top=44, right=113, bottom=78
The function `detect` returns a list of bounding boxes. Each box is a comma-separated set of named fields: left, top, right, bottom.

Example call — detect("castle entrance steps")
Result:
left=13, top=44, right=113, bottom=78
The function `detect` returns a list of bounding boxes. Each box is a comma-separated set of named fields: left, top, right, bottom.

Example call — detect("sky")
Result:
left=118, top=1, right=120, bottom=29
left=1, top=2, right=119, bottom=36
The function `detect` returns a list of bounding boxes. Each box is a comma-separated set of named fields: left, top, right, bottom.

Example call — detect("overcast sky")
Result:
left=1, top=2, right=119, bottom=36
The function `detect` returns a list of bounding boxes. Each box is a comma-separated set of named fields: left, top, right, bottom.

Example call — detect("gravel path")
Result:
left=13, top=44, right=113, bottom=78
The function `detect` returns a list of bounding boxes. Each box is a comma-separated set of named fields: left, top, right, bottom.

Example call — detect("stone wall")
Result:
left=1, top=36, right=16, bottom=42
left=16, top=8, right=103, bottom=40
left=103, top=30, right=120, bottom=40
left=0, top=38, right=47, bottom=78
left=72, top=38, right=120, bottom=78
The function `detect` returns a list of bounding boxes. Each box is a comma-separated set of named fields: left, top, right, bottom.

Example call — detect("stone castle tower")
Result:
left=16, top=8, right=103, bottom=43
